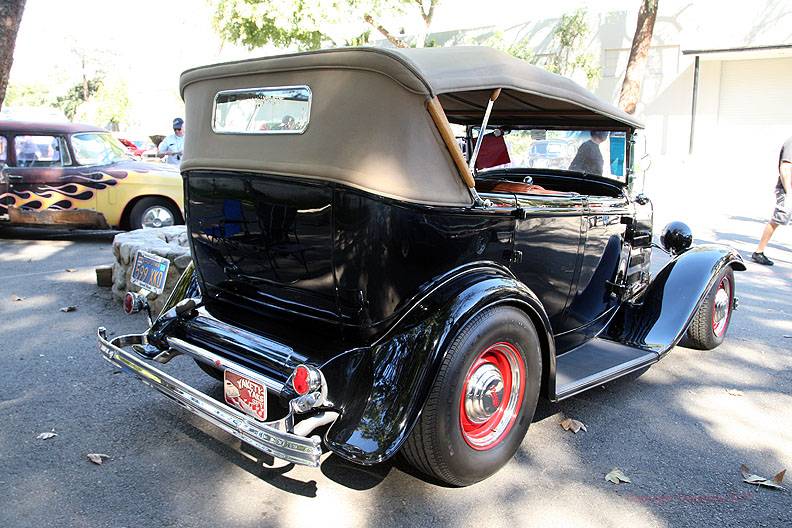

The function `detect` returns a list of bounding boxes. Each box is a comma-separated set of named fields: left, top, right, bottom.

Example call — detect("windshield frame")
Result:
left=69, top=132, right=131, bottom=166
left=468, top=125, right=634, bottom=185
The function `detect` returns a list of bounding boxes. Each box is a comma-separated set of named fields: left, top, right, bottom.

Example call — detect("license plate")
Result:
left=130, top=251, right=170, bottom=294
left=224, top=370, right=267, bottom=421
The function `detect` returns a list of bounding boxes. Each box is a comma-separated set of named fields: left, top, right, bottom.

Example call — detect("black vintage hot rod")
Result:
left=98, top=47, right=744, bottom=486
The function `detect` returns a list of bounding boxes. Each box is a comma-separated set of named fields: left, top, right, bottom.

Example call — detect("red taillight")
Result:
left=123, top=292, right=136, bottom=314
left=292, top=365, right=311, bottom=395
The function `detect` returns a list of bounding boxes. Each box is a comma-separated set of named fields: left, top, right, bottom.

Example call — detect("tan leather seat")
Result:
left=475, top=179, right=574, bottom=196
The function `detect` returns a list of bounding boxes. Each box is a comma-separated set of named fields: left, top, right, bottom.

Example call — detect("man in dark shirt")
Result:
left=752, top=135, right=792, bottom=265
left=569, top=130, right=608, bottom=175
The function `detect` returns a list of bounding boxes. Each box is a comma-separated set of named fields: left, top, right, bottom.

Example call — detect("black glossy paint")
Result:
left=144, top=167, right=745, bottom=465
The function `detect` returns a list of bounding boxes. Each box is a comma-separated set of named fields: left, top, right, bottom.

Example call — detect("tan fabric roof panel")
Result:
left=182, top=66, right=473, bottom=207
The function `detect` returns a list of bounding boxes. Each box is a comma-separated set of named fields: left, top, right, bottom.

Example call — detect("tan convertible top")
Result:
left=180, top=47, right=641, bottom=207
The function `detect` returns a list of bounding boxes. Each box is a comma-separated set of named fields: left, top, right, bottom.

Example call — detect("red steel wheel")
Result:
left=400, top=306, right=542, bottom=486
left=459, top=342, right=526, bottom=450
left=711, top=275, right=732, bottom=338
left=683, top=266, right=735, bottom=350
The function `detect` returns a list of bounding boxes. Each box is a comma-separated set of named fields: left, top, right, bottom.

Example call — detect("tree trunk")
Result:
left=0, top=0, right=27, bottom=112
left=618, top=0, right=659, bottom=114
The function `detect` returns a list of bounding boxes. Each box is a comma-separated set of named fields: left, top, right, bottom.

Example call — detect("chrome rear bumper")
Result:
left=97, top=328, right=325, bottom=467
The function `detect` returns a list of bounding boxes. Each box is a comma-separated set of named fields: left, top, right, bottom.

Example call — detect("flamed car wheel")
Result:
left=683, top=267, right=735, bottom=350
left=401, top=306, right=541, bottom=486
left=129, top=197, right=181, bottom=230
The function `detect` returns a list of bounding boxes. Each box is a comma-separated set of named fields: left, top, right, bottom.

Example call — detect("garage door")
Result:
left=718, top=58, right=792, bottom=174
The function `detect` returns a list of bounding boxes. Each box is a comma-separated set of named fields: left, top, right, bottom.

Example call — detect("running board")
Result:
left=554, top=338, right=658, bottom=401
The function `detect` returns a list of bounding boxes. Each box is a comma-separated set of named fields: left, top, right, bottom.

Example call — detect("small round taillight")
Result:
left=123, top=292, right=145, bottom=315
left=292, top=364, right=320, bottom=396
left=123, top=292, right=136, bottom=314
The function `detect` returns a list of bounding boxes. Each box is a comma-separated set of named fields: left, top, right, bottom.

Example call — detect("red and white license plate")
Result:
left=224, top=370, right=267, bottom=421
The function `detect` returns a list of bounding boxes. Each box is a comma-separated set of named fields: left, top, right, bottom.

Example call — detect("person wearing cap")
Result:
left=158, top=117, right=185, bottom=165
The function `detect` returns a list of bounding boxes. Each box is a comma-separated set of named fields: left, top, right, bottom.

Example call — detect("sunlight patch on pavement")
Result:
left=0, top=240, right=73, bottom=262
left=684, top=388, right=792, bottom=466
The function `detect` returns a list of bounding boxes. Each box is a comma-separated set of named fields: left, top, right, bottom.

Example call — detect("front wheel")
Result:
left=683, top=267, right=735, bottom=350
left=129, top=197, right=181, bottom=230
left=400, top=306, right=542, bottom=486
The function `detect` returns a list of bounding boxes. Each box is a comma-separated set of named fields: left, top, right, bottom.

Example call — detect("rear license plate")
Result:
left=130, top=251, right=170, bottom=294
left=224, top=370, right=267, bottom=421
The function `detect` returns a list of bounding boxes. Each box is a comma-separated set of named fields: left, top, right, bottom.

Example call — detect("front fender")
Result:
left=607, top=245, right=745, bottom=354
left=321, top=262, right=554, bottom=465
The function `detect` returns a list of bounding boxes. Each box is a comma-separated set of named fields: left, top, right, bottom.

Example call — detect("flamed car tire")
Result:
left=683, top=267, right=735, bottom=350
left=129, top=197, right=181, bottom=230
left=401, top=306, right=541, bottom=486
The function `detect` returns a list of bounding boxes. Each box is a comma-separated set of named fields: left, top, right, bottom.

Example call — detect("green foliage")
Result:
left=75, top=78, right=130, bottom=130
left=211, top=0, right=439, bottom=51
left=55, top=78, right=102, bottom=121
left=545, top=9, right=599, bottom=86
left=4, top=83, right=54, bottom=109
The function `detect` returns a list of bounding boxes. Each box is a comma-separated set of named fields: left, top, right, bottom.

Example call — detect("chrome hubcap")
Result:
left=459, top=342, right=525, bottom=450
left=713, top=289, right=729, bottom=325
left=141, top=206, right=175, bottom=228
left=464, top=364, right=505, bottom=424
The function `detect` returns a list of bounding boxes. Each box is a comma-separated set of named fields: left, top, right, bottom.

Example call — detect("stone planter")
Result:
left=111, top=226, right=192, bottom=315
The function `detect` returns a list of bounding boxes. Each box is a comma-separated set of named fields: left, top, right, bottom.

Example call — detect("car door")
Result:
left=5, top=133, right=95, bottom=214
left=510, top=192, right=585, bottom=333
left=558, top=192, right=631, bottom=349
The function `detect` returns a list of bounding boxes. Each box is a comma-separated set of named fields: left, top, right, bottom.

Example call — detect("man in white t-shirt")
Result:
left=158, top=117, right=185, bottom=165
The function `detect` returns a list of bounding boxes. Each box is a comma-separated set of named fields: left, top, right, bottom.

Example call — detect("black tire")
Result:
left=195, top=359, right=223, bottom=381
left=400, top=306, right=542, bottom=486
left=683, top=267, right=735, bottom=350
left=128, top=197, right=181, bottom=230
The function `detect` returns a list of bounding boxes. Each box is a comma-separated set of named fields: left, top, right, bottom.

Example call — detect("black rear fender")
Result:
left=321, top=263, right=554, bottom=465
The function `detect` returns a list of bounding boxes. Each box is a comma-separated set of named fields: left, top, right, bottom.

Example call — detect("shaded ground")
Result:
left=0, top=220, right=789, bottom=528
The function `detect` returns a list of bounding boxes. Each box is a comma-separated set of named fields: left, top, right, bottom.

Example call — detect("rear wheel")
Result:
left=683, top=267, right=735, bottom=350
left=129, top=197, right=181, bottom=230
left=401, top=306, right=542, bottom=486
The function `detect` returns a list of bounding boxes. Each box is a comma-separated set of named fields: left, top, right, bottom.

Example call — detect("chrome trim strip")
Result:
left=97, top=329, right=323, bottom=467
left=166, top=337, right=286, bottom=393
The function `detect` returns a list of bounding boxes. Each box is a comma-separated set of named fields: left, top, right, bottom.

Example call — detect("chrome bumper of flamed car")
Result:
left=96, top=328, right=328, bottom=467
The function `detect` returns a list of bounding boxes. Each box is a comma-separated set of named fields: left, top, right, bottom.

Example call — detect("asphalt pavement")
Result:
left=0, top=219, right=790, bottom=528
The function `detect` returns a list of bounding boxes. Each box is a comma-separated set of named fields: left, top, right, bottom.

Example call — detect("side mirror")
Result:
left=660, top=221, right=693, bottom=256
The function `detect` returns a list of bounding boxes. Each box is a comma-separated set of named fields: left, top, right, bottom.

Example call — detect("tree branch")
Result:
left=363, top=13, right=408, bottom=48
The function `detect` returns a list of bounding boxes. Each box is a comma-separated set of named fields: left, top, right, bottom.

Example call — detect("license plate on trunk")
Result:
left=130, top=251, right=170, bottom=294
left=224, top=370, right=267, bottom=421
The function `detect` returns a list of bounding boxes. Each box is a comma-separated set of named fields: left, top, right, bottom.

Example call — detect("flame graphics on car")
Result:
left=0, top=168, right=130, bottom=213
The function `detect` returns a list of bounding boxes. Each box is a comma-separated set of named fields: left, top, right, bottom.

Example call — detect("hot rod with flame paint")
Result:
left=0, top=121, right=183, bottom=229
left=98, top=47, right=744, bottom=486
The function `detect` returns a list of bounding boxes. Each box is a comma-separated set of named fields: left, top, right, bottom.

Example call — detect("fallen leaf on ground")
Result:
left=726, top=388, right=744, bottom=397
left=65, top=268, right=77, bottom=273
left=605, top=468, right=631, bottom=484
left=11, top=294, right=24, bottom=301
left=36, top=429, right=57, bottom=440
left=60, top=305, right=77, bottom=312
left=87, top=453, right=110, bottom=465
left=560, top=417, right=588, bottom=433
left=740, top=464, right=786, bottom=490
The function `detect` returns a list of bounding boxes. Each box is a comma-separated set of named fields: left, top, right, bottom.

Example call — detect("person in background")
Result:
left=158, top=117, right=185, bottom=165
left=569, top=130, right=609, bottom=175
left=752, top=136, right=792, bottom=266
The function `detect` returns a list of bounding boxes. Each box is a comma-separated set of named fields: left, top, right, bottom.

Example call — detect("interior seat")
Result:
left=475, top=179, right=577, bottom=196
